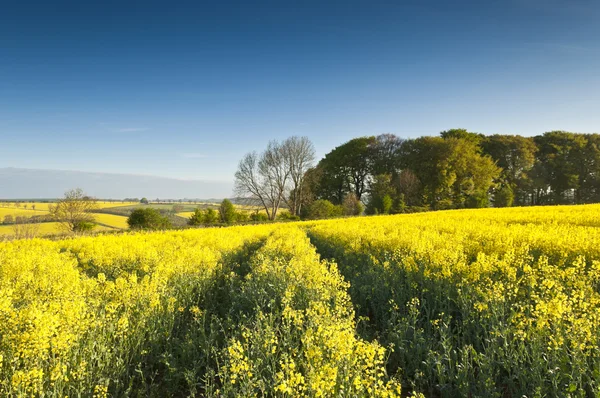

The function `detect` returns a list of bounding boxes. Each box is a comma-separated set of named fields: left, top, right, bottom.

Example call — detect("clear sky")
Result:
left=1, top=0, right=599, bottom=182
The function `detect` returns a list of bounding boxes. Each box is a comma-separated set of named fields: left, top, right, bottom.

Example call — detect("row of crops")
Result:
left=1, top=204, right=600, bottom=396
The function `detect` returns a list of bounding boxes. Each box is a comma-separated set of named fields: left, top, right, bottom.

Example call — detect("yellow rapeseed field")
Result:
left=92, top=213, right=130, bottom=229
left=1, top=204, right=599, bottom=396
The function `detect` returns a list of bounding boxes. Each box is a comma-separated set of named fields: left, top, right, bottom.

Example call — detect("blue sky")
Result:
left=1, top=0, right=599, bottom=182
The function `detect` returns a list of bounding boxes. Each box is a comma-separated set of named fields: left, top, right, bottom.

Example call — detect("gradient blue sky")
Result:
left=1, top=0, right=599, bottom=182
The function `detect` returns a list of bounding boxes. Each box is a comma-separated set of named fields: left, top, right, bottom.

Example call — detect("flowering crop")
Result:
left=308, top=204, right=600, bottom=397
left=1, top=204, right=599, bottom=396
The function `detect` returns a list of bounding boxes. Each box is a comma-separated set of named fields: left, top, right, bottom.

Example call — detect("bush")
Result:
left=465, top=190, right=490, bottom=208
left=250, top=212, right=269, bottom=222
left=188, top=208, right=220, bottom=227
left=277, top=212, right=301, bottom=221
left=342, top=193, right=364, bottom=216
left=304, top=199, right=343, bottom=220
left=493, top=185, right=514, bottom=207
left=128, top=208, right=172, bottom=230
left=73, top=221, right=96, bottom=233
left=219, top=199, right=237, bottom=224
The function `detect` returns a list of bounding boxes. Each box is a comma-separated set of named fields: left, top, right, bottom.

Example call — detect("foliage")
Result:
left=49, top=188, right=98, bottom=234
left=303, top=199, right=343, bottom=220
left=140, top=198, right=149, bottom=205
left=315, top=136, right=376, bottom=203
left=188, top=208, right=220, bottom=226
left=219, top=199, right=237, bottom=224
left=366, top=174, right=395, bottom=215
left=342, top=193, right=364, bottom=216
left=250, top=212, right=269, bottom=222
left=309, top=204, right=600, bottom=396
left=493, top=184, right=515, bottom=207
left=127, top=208, right=171, bottom=230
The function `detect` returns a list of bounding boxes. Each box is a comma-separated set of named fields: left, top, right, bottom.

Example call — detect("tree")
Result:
left=140, top=197, right=149, bottom=205
left=282, top=136, right=316, bottom=216
left=481, top=135, right=537, bottom=205
left=304, top=199, right=343, bottom=220
left=127, top=208, right=171, bottom=230
left=366, top=174, right=395, bottom=215
left=401, top=136, right=499, bottom=208
left=440, top=128, right=484, bottom=144
left=394, top=169, right=422, bottom=207
left=12, top=218, right=40, bottom=240
left=188, top=208, right=205, bottom=226
left=533, top=131, right=587, bottom=204
left=493, top=184, right=515, bottom=207
left=49, top=188, right=98, bottom=234
left=342, top=193, right=364, bottom=216
left=188, top=208, right=219, bottom=226
left=371, top=134, right=404, bottom=177
left=235, top=138, right=308, bottom=221
left=316, top=136, right=376, bottom=203
left=219, top=199, right=237, bottom=224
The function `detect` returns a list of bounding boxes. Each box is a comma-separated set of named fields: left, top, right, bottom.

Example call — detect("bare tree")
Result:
left=235, top=148, right=285, bottom=220
left=12, top=218, right=40, bottom=240
left=282, top=136, right=315, bottom=216
left=49, top=188, right=98, bottom=234
left=235, top=137, right=316, bottom=219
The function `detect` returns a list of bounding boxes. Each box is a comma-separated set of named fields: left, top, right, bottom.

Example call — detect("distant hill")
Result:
left=0, top=168, right=233, bottom=199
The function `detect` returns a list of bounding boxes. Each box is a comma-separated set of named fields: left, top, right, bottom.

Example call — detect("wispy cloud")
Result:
left=115, top=127, right=149, bottom=133
left=180, top=153, right=206, bottom=159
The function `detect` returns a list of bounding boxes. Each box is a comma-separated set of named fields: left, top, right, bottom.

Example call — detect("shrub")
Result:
left=128, top=208, right=172, bottom=230
left=250, top=212, right=269, bottom=222
left=304, top=199, right=342, bottom=220
left=219, top=199, right=237, bottom=224
left=493, top=184, right=514, bottom=207
left=342, top=193, right=364, bottom=216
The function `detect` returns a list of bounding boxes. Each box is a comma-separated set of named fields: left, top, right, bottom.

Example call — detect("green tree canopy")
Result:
left=128, top=208, right=171, bottom=230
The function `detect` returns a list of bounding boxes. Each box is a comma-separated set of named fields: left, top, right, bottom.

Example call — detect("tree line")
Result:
left=235, top=130, right=600, bottom=218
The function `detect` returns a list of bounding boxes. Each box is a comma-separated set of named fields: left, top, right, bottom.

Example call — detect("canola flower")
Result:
left=308, top=204, right=600, bottom=397
left=1, top=203, right=600, bottom=396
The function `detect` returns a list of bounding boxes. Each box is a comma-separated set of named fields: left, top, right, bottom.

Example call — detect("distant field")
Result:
left=0, top=208, right=49, bottom=218
left=0, top=201, right=138, bottom=212
left=92, top=213, right=130, bottom=229
left=0, top=222, right=116, bottom=237
left=177, top=211, right=195, bottom=219
left=98, top=203, right=220, bottom=217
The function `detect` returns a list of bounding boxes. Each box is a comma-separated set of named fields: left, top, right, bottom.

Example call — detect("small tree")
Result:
left=304, top=199, right=343, bottom=220
left=250, top=212, right=269, bottom=222
left=219, top=199, right=237, bottom=224
left=204, top=208, right=219, bottom=225
left=188, top=208, right=205, bottom=226
left=12, top=218, right=40, bottom=240
left=140, top=197, right=149, bottom=205
left=493, top=184, right=514, bottom=207
left=128, top=208, right=171, bottom=230
left=342, top=193, right=364, bottom=216
left=49, top=188, right=98, bottom=234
